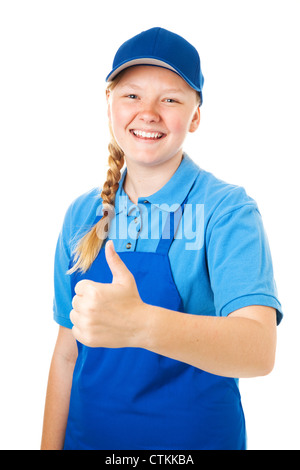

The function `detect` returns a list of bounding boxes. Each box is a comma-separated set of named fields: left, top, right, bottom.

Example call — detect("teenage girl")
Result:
left=41, top=27, right=283, bottom=450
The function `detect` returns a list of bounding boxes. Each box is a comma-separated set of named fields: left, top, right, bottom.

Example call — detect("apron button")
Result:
left=126, top=242, right=132, bottom=249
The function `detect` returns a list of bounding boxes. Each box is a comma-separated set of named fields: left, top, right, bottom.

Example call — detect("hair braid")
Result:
left=68, top=135, right=124, bottom=274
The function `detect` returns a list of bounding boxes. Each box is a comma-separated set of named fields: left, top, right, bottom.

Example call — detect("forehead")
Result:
left=115, top=65, right=193, bottom=92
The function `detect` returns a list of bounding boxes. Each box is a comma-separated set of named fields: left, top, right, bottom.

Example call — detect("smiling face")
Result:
left=107, top=66, right=200, bottom=169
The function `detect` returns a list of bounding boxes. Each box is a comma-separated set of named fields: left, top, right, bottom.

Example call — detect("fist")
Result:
left=70, top=241, right=145, bottom=348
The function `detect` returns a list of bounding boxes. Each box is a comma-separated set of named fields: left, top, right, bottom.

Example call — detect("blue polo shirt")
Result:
left=53, top=153, right=283, bottom=329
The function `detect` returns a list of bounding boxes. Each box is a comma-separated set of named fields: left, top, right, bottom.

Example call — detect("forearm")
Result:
left=41, top=352, right=75, bottom=450
left=141, top=304, right=277, bottom=378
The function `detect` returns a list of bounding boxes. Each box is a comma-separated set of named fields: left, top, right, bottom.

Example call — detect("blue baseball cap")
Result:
left=106, top=27, right=204, bottom=106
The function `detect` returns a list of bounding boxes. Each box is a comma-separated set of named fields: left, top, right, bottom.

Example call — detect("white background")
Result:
left=0, top=0, right=299, bottom=450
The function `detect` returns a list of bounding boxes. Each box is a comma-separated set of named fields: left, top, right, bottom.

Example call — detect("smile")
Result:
left=131, top=130, right=165, bottom=140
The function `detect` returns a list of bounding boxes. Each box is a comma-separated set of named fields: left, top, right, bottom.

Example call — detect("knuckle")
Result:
left=70, top=308, right=77, bottom=325
left=70, top=309, right=74, bottom=323
left=82, top=330, right=97, bottom=348
left=71, top=295, right=78, bottom=309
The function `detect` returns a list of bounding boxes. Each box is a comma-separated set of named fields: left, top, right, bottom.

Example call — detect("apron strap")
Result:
left=156, top=195, right=189, bottom=255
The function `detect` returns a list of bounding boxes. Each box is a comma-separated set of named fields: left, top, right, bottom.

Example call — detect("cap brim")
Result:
left=105, top=57, right=201, bottom=93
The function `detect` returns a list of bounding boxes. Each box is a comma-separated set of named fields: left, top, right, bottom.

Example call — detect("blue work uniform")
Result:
left=53, top=154, right=283, bottom=450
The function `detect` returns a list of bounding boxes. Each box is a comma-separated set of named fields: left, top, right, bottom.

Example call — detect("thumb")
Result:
left=105, top=240, right=133, bottom=285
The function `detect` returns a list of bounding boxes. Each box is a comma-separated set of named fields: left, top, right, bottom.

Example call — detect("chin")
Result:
left=127, top=151, right=182, bottom=168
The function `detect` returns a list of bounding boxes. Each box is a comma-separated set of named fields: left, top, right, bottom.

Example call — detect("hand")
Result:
left=70, top=240, right=146, bottom=348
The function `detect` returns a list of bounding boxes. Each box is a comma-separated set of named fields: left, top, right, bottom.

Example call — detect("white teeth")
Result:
left=132, top=130, right=163, bottom=139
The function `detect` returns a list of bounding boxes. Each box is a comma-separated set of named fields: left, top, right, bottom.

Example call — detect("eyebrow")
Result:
left=162, top=88, right=186, bottom=94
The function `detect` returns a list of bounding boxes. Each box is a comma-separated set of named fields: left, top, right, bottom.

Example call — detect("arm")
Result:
left=41, top=326, right=77, bottom=450
left=140, top=304, right=277, bottom=378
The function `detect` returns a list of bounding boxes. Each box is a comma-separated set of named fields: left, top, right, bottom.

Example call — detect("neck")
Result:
left=123, top=152, right=183, bottom=204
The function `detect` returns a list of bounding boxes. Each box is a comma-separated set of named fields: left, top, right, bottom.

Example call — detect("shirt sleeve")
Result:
left=53, top=203, right=74, bottom=329
left=207, top=201, right=283, bottom=325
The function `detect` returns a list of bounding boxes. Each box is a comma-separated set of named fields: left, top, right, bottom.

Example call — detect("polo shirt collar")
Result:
left=114, top=153, right=201, bottom=215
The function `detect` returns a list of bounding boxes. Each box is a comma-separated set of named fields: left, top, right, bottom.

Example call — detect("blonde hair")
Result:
left=68, top=77, right=125, bottom=274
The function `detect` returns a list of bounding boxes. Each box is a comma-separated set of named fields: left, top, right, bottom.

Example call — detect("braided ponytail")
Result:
left=68, top=78, right=125, bottom=274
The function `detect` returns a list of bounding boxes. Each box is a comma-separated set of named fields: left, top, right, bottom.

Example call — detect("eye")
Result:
left=127, top=94, right=138, bottom=100
left=164, top=98, right=178, bottom=104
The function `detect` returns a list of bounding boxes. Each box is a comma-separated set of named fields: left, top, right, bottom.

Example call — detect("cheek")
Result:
left=109, top=106, right=125, bottom=142
left=110, top=103, right=135, bottom=138
left=110, top=103, right=124, bottom=128
left=167, top=113, right=190, bottom=136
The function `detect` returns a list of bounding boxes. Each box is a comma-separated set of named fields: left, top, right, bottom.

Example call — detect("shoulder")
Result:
left=189, top=164, right=259, bottom=221
left=61, top=187, right=102, bottom=250
left=68, top=187, right=102, bottom=221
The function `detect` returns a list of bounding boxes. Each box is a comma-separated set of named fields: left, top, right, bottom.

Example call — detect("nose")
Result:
left=138, top=101, right=160, bottom=124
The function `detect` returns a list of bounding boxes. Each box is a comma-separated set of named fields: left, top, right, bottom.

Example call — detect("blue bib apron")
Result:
left=64, top=201, right=246, bottom=450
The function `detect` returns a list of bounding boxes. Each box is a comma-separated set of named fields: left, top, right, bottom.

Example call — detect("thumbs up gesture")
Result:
left=70, top=241, right=146, bottom=348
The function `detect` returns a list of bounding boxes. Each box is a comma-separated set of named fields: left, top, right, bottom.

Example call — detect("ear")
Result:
left=106, top=89, right=111, bottom=121
left=189, top=107, right=200, bottom=133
